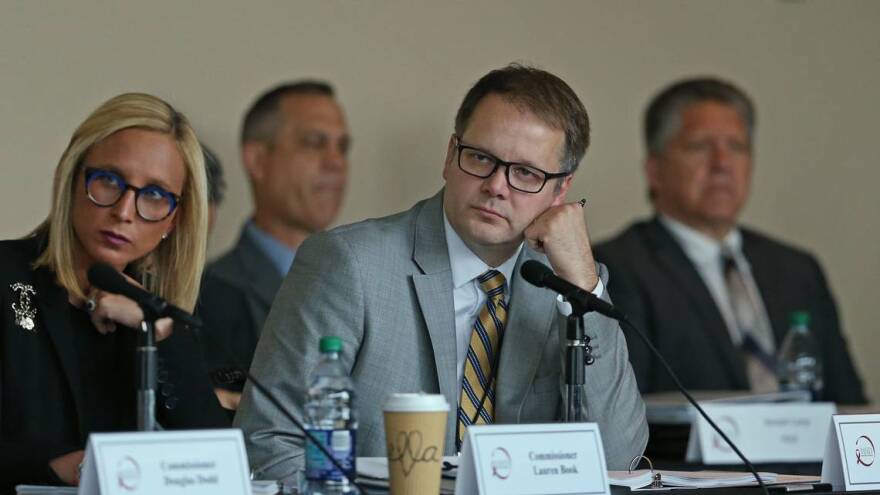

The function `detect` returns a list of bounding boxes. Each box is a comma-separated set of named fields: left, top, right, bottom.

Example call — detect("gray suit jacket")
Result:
left=234, top=192, right=648, bottom=478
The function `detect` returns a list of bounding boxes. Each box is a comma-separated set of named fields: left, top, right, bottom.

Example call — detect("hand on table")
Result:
left=49, top=449, right=84, bottom=486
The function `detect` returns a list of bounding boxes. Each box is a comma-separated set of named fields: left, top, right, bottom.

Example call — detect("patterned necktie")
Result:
left=722, top=251, right=779, bottom=393
left=457, top=270, right=508, bottom=451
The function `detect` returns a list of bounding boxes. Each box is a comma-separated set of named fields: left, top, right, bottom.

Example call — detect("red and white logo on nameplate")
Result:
left=490, top=447, right=511, bottom=480
left=116, top=456, right=141, bottom=491
left=856, top=435, right=876, bottom=467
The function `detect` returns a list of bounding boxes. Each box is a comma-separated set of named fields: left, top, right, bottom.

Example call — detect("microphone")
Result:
left=520, top=260, right=770, bottom=494
left=87, top=262, right=201, bottom=328
left=88, top=262, right=365, bottom=490
left=520, top=260, right=621, bottom=319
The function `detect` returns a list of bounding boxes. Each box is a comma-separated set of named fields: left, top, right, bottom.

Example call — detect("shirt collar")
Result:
left=443, top=214, right=521, bottom=290
left=245, top=220, right=296, bottom=276
left=659, top=214, right=742, bottom=267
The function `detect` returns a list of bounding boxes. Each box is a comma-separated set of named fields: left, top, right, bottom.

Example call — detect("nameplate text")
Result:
left=686, top=402, right=836, bottom=464
left=822, top=414, right=880, bottom=491
left=456, top=423, right=609, bottom=495
left=78, top=429, right=252, bottom=495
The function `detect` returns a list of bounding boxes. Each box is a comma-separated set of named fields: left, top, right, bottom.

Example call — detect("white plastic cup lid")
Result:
left=382, top=393, right=449, bottom=412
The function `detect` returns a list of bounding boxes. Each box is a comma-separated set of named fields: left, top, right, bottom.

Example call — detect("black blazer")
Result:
left=198, top=224, right=283, bottom=390
left=594, top=217, right=866, bottom=404
left=0, top=236, right=228, bottom=489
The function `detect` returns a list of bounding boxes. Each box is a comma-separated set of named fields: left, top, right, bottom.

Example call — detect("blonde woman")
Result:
left=0, top=93, right=227, bottom=488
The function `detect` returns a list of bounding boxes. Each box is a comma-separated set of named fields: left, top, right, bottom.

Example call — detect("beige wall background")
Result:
left=2, top=1, right=878, bottom=400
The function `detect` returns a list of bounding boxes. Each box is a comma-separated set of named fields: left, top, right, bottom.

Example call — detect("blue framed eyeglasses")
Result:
left=83, top=167, right=180, bottom=222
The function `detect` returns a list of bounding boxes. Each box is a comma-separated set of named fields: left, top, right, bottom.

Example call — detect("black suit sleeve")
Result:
left=0, top=339, right=79, bottom=488
left=155, top=323, right=230, bottom=428
left=806, top=257, right=867, bottom=404
left=604, top=262, right=655, bottom=392
left=0, top=437, right=77, bottom=488
left=196, top=273, right=259, bottom=393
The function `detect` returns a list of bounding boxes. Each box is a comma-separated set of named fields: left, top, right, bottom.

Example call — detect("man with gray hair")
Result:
left=199, top=81, right=351, bottom=410
left=595, top=77, right=865, bottom=403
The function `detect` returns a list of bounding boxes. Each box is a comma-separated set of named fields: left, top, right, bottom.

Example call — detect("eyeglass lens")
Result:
left=86, top=169, right=176, bottom=221
left=458, top=147, right=548, bottom=193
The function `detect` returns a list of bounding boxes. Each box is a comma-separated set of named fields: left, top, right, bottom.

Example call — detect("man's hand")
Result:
left=49, top=449, right=85, bottom=485
left=523, top=200, right=598, bottom=291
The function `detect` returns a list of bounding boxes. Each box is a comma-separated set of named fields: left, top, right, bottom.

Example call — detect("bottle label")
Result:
left=305, top=428, right=356, bottom=481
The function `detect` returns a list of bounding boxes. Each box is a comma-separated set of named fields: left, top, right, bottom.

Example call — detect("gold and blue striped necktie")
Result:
left=457, top=269, right=508, bottom=451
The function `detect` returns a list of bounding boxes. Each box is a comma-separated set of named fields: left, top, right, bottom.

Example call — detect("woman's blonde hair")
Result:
left=34, top=92, right=208, bottom=311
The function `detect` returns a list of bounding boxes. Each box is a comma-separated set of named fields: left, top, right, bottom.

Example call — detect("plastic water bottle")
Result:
left=776, top=311, right=824, bottom=400
left=304, top=336, right=357, bottom=494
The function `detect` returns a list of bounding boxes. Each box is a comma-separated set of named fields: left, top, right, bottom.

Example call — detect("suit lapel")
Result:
left=33, top=267, right=90, bottom=438
left=234, top=231, right=285, bottom=309
left=644, top=218, right=749, bottom=388
left=496, top=249, right=557, bottom=421
left=411, top=193, right=458, bottom=408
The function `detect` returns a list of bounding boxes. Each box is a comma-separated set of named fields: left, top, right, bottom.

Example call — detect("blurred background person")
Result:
left=0, top=93, right=227, bottom=489
left=199, top=80, right=351, bottom=409
left=202, top=142, right=226, bottom=234
left=595, top=77, right=866, bottom=404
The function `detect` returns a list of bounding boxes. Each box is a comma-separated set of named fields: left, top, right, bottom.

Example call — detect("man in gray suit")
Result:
left=199, top=81, right=351, bottom=409
left=235, top=64, right=648, bottom=478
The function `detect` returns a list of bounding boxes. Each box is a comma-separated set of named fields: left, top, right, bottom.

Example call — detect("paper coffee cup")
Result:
left=383, top=393, right=449, bottom=495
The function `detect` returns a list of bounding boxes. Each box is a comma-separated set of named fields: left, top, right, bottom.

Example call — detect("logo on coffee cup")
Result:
left=387, top=430, right=442, bottom=476
left=116, top=456, right=141, bottom=491
left=490, top=447, right=512, bottom=480
left=856, top=435, right=876, bottom=467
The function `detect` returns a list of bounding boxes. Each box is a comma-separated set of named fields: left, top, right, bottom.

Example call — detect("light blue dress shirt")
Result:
left=245, top=220, right=297, bottom=277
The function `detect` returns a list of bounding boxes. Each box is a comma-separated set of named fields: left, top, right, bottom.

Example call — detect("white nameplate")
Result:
left=685, top=402, right=836, bottom=464
left=455, top=423, right=609, bottom=495
left=822, top=414, right=880, bottom=491
left=78, top=429, right=252, bottom=495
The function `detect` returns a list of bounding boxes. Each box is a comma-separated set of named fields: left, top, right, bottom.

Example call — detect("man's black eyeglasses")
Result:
left=453, top=136, right=570, bottom=193
left=84, top=167, right=180, bottom=222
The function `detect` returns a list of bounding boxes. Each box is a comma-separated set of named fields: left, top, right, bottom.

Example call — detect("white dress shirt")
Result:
left=659, top=215, right=775, bottom=353
left=443, top=214, right=605, bottom=389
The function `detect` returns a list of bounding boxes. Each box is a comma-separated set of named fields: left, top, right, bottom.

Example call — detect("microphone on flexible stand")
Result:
left=520, top=260, right=770, bottom=495
left=88, top=263, right=166, bottom=432
left=521, top=260, right=599, bottom=421
left=87, top=263, right=201, bottom=328
left=88, top=263, right=365, bottom=491
left=521, top=260, right=621, bottom=320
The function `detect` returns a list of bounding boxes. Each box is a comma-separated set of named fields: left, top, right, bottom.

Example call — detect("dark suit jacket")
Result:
left=199, top=225, right=284, bottom=390
left=594, top=217, right=866, bottom=404
left=0, top=236, right=228, bottom=490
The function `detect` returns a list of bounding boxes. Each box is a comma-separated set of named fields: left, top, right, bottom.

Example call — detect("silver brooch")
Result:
left=11, top=283, right=37, bottom=332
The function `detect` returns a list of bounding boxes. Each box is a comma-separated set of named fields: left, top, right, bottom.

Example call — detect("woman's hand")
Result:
left=49, top=449, right=85, bottom=485
left=84, top=273, right=174, bottom=341
left=214, top=388, right=242, bottom=411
